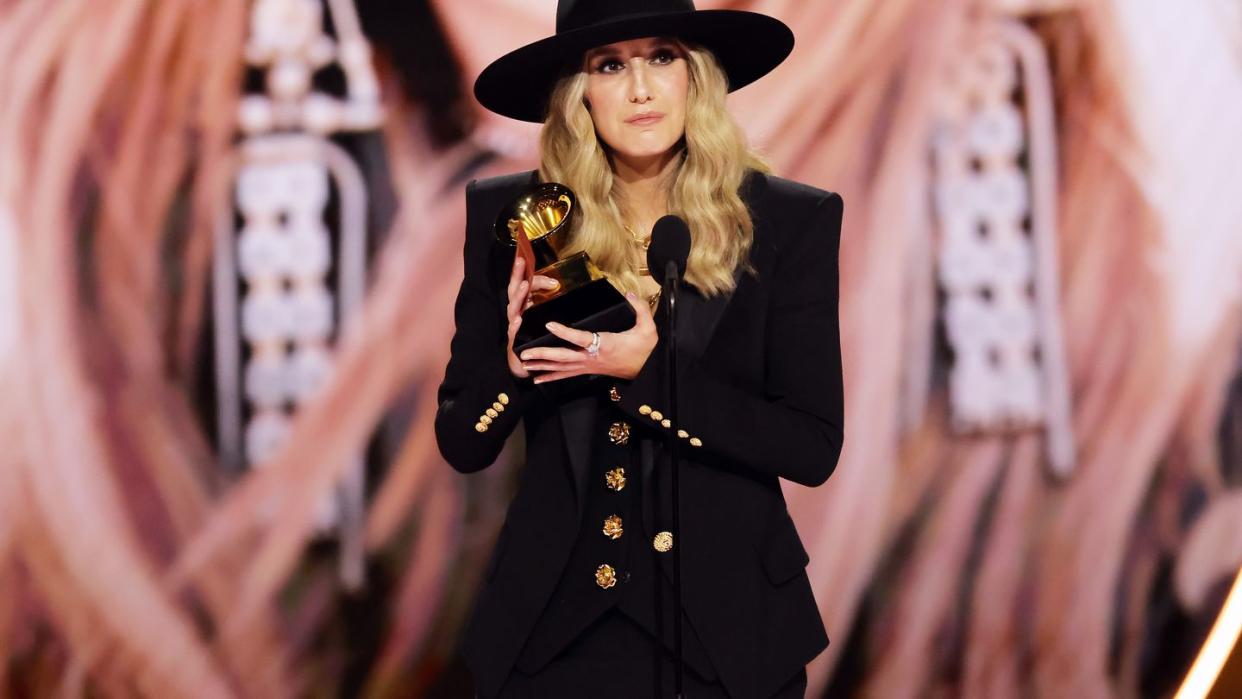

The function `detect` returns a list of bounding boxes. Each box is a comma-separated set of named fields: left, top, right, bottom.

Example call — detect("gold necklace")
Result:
left=622, top=223, right=648, bottom=244
left=621, top=223, right=661, bottom=309
left=622, top=223, right=652, bottom=276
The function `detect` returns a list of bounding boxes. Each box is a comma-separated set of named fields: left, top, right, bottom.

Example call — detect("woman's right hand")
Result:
left=505, top=256, right=559, bottom=378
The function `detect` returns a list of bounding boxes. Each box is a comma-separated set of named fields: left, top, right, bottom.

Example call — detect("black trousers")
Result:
left=494, top=608, right=807, bottom=698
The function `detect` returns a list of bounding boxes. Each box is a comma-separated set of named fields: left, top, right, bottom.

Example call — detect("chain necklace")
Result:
left=622, top=223, right=652, bottom=275
left=622, top=223, right=661, bottom=311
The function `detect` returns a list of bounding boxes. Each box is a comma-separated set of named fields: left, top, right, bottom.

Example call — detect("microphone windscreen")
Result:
left=647, top=215, right=691, bottom=281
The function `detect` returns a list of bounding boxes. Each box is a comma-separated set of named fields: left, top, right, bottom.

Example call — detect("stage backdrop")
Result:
left=0, top=0, right=1240, bottom=697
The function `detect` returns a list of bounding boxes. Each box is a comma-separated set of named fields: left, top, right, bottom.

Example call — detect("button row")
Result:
left=636, top=404, right=703, bottom=447
left=474, top=392, right=509, bottom=433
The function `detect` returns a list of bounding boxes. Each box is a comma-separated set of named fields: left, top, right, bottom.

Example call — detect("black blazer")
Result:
left=435, top=169, right=844, bottom=698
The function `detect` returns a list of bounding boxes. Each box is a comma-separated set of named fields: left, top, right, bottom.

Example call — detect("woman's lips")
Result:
left=627, top=113, right=665, bottom=126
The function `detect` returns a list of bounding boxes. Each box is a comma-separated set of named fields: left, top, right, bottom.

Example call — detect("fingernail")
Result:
left=545, top=322, right=556, bottom=330
left=626, top=291, right=636, bottom=299
left=520, top=352, right=530, bottom=360
left=533, top=378, right=544, bottom=384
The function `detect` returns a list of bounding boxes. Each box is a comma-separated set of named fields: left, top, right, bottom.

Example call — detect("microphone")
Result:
left=647, top=215, right=690, bottom=283
left=646, top=214, right=691, bottom=698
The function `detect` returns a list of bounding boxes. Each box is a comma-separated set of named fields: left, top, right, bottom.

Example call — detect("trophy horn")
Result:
left=494, top=182, right=576, bottom=270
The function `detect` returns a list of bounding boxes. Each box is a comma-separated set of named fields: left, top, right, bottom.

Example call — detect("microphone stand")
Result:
left=662, top=259, right=685, bottom=698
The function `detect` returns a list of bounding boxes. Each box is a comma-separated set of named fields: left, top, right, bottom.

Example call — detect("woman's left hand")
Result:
left=519, top=291, right=658, bottom=383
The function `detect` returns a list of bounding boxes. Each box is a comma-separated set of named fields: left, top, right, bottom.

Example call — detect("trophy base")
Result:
left=515, top=275, right=637, bottom=350
left=515, top=276, right=637, bottom=399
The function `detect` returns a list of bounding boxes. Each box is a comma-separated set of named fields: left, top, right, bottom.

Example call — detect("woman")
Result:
left=434, top=1, right=843, bottom=696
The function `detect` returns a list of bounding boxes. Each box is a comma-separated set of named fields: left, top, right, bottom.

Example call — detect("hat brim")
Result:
left=473, top=10, right=794, bottom=123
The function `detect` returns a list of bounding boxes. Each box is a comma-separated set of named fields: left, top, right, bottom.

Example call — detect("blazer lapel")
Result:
left=640, top=278, right=737, bottom=540
left=639, top=170, right=772, bottom=562
left=513, top=169, right=601, bottom=521
left=558, top=394, right=598, bottom=521
left=661, top=278, right=733, bottom=360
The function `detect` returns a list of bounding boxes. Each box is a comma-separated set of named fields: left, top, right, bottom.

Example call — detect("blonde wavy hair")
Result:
left=538, top=41, right=769, bottom=298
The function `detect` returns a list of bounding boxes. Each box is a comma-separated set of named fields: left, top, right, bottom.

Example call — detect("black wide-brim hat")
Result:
left=473, top=0, right=794, bottom=123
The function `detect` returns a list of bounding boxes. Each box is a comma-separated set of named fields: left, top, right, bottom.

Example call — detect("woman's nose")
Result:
left=627, top=61, right=653, bottom=103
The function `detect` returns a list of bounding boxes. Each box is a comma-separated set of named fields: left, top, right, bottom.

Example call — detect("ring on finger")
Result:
left=586, top=332, right=601, bottom=357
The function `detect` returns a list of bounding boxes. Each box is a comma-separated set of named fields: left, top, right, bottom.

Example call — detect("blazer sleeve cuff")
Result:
left=615, top=339, right=705, bottom=447
left=436, top=359, right=536, bottom=472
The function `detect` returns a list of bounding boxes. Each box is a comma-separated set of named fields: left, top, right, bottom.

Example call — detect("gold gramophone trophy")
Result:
left=495, top=182, right=636, bottom=366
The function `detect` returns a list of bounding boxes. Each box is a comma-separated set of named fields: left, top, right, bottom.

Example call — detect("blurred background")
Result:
left=1, top=0, right=1241, bottom=696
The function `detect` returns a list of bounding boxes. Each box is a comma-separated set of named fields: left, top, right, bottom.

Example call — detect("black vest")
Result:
left=514, top=382, right=717, bottom=679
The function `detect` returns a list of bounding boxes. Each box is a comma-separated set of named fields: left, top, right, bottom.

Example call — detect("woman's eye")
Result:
left=596, top=59, right=624, bottom=73
left=650, top=50, right=676, bottom=65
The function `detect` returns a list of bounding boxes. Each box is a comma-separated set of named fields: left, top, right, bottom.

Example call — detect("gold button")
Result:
left=493, top=401, right=505, bottom=412
left=653, top=531, right=674, bottom=552
left=479, top=414, right=492, bottom=426
left=602, top=514, right=624, bottom=540
left=638, top=405, right=652, bottom=415
left=609, top=385, right=621, bottom=402
left=498, top=393, right=510, bottom=405
left=677, top=430, right=689, bottom=439
left=595, top=564, right=617, bottom=589
left=486, top=408, right=499, bottom=419
left=650, top=410, right=664, bottom=422
left=475, top=422, right=488, bottom=433
left=689, top=437, right=702, bottom=447
left=608, top=421, right=630, bottom=445
left=605, top=468, right=626, bottom=491
left=661, top=419, right=671, bottom=428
